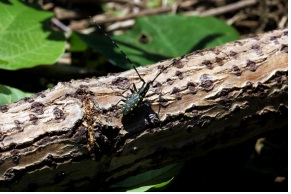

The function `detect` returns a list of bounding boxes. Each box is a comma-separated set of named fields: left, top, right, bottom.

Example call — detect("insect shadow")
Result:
left=121, top=100, right=159, bottom=133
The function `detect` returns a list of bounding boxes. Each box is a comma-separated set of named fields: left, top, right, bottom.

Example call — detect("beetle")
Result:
left=90, top=16, right=184, bottom=116
left=118, top=57, right=183, bottom=116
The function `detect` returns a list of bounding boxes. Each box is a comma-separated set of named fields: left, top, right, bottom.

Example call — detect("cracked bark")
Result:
left=0, top=28, right=287, bottom=191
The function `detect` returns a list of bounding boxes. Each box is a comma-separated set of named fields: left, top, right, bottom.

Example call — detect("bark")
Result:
left=0, top=28, right=287, bottom=191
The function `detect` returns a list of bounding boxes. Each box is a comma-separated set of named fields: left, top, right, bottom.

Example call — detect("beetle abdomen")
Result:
left=121, top=93, right=142, bottom=115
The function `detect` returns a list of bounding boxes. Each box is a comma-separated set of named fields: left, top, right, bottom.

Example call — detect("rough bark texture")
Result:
left=0, top=28, right=287, bottom=191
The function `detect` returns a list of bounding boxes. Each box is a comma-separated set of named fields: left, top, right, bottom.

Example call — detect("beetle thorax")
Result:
left=138, top=83, right=150, bottom=98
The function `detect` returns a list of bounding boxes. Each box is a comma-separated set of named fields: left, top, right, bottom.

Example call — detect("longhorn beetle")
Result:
left=90, top=17, right=184, bottom=116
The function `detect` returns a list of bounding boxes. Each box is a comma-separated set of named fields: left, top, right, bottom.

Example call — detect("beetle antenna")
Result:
left=89, top=16, right=145, bottom=82
left=151, top=56, right=184, bottom=83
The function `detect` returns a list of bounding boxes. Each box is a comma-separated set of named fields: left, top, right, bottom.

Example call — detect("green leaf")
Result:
left=0, top=0, right=66, bottom=70
left=0, top=58, right=8, bottom=65
left=70, top=32, right=88, bottom=52
left=0, top=84, right=33, bottom=106
left=79, top=14, right=239, bottom=69
left=127, top=177, right=174, bottom=192
left=110, top=163, right=183, bottom=191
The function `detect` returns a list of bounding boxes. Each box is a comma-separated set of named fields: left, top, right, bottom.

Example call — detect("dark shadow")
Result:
left=114, top=39, right=171, bottom=65
left=190, top=33, right=225, bottom=52
left=0, top=0, right=11, bottom=4
left=0, top=84, right=12, bottom=95
left=40, top=18, right=66, bottom=42
left=121, top=101, right=158, bottom=133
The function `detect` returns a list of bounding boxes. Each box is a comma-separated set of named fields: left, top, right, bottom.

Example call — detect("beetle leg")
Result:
left=118, top=93, right=128, bottom=98
left=132, top=83, right=138, bottom=92
left=115, top=99, right=126, bottom=106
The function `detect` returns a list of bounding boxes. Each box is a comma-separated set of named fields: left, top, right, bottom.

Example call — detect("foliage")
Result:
left=0, top=0, right=65, bottom=103
left=110, top=163, right=183, bottom=192
left=0, top=84, right=32, bottom=105
left=79, top=14, right=239, bottom=69
left=0, top=0, right=66, bottom=70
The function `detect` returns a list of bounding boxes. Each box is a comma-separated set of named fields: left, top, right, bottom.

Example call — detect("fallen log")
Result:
left=0, top=28, right=287, bottom=191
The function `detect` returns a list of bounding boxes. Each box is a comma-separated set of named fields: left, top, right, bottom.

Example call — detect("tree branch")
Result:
left=0, top=28, right=287, bottom=191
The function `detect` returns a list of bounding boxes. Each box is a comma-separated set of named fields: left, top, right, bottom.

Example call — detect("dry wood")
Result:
left=73, top=0, right=257, bottom=28
left=194, top=0, right=257, bottom=16
left=0, top=28, right=287, bottom=191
